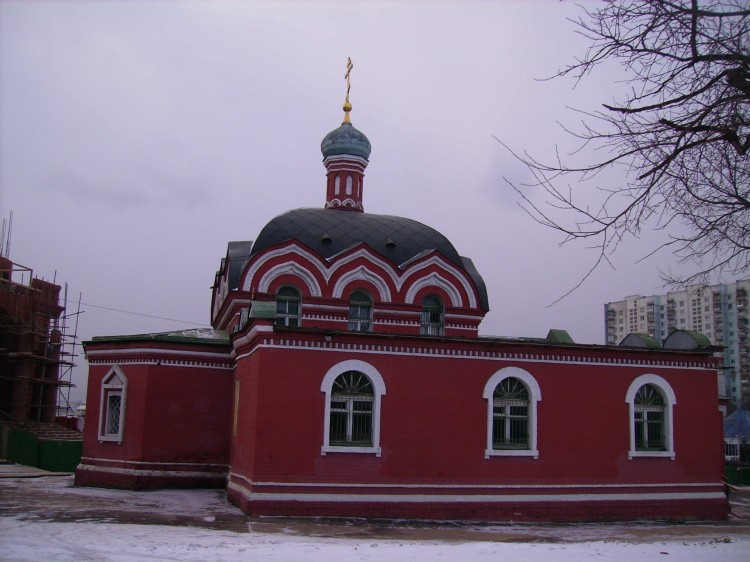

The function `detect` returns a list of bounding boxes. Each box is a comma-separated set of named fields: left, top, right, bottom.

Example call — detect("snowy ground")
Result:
left=2, top=475, right=749, bottom=561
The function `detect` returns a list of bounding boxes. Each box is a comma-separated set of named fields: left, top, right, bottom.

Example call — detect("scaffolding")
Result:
left=0, top=257, right=81, bottom=424
left=56, top=283, right=83, bottom=420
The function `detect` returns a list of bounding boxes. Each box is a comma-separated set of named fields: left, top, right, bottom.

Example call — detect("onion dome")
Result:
left=321, top=122, right=372, bottom=160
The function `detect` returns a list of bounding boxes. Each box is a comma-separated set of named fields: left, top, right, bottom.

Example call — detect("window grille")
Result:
left=105, top=393, right=122, bottom=435
left=420, top=295, right=444, bottom=336
left=348, top=290, right=372, bottom=332
left=492, top=377, right=529, bottom=449
left=634, top=384, right=665, bottom=451
left=275, top=286, right=301, bottom=327
left=329, top=371, right=374, bottom=446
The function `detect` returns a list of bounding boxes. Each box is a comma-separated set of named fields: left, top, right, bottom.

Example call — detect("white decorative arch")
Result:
left=404, top=272, right=463, bottom=307
left=331, top=266, right=392, bottom=302
left=482, top=367, right=542, bottom=459
left=320, top=359, right=386, bottom=457
left=625, top=374, right=677, bottom=460
left=243, top=244, right=327, bottom=291
left=400, top=255, right=478, bottom=309
left=328, top=248, right=398, bottom=283
left=257, top=262, right=322, bottom=297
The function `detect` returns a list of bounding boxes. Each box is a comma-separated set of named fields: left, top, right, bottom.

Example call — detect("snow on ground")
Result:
left=2, top=518, right=747, bottom=562
left=1, top=475, right=749, bottom=561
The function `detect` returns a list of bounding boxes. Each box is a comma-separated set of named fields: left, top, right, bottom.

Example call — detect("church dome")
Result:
left=321, top=122, right=371, bottom=160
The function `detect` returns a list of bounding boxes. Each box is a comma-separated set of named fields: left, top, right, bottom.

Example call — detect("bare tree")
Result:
left=500, top=0, right=750, bottom=294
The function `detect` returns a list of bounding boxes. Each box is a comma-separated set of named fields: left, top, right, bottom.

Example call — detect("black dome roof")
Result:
left=250, top=208, right=488, bottom=310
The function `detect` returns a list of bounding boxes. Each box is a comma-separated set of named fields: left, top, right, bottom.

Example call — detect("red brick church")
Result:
left=76, top=82, right=728, bottom=521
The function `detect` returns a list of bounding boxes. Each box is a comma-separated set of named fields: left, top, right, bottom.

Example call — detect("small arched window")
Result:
left=626, top=374, right=676, bottom=459
left=321, top=360, right=387, bottom=456
left=275, top=286, right=301, bottom=327
left=420, top=295, right=444, bottom=336
left=634, top=384, right=666, bottom=451
left=483, top=367, right=541, bottom=458
left=348, top=290, right=372, bottom=332
left=492, top=377, right=530, bottom=450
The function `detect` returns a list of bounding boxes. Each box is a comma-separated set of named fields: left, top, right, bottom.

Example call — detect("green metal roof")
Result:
left=620, top=333, right=661, bottom=349
left=662, top=329, right=713, bottom=350
left=87, top=328, right=229, bottom=346
left=546, top=329, right=574, bottom=344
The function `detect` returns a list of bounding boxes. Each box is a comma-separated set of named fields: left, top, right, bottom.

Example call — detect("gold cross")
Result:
left=343, top=57, right=353, bottom=123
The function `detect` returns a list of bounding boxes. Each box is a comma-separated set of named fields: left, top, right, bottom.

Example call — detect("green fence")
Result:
left=725, top=462, right=750, bottom=487
left=37, top=439, right=83, bottom=472
left=4, top=429, right=81, bottom=473
left=6, top=430, right=38, bottom=467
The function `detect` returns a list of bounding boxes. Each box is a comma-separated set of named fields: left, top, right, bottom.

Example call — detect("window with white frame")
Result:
left=98, top=366, right=127, bottom=442
left=626, top=374, right=676, bottom=459
left=420, top=294, right=444, bottom=336
left=275, top=285, right=301, bottom=327
left=321, top=360, right=386, bottom=456
left=348, top=290, right=372, bottom=332
left=483, top=367, right=541, bottom=458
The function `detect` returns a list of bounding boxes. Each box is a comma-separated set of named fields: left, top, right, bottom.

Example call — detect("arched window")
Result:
left=348, top=290, right=372, bottom=332
left=420, top=295, right=444, bottom=336
left=330, top=371, right=374, bottom=446
left=275, top=286, right=301, bottom=327
left=321, top=360, right=386, bottom=456
left=483, top=367, right=541, bottom=458
left=625, top=374, right=677, bottom=459
left=634, top=384, right=665, bottom=451
left=491, top=377, right=529, bottom=450
left=98, top=366, right=127, bottom=442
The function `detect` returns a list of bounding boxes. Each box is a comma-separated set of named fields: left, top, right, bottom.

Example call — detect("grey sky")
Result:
left=0, top=1, right=702, bottom=402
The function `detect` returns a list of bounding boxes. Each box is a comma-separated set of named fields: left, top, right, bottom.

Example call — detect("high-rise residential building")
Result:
left=605, top=279, right=750, bottom=406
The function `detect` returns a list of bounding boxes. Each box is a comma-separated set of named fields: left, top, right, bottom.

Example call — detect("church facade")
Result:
left=76, top=99, right=728, bottom=522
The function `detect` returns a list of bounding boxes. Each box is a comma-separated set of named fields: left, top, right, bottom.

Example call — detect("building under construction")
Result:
left=0, top=255, right=68, bottom=422
left=0, top=255, right=82, bottom=470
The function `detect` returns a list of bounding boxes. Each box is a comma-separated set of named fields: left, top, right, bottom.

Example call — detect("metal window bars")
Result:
left=329, top=371, right=374, bottom=446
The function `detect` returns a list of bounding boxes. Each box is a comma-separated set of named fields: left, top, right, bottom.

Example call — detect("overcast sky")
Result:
left=0, top=0, right=717, bottom=403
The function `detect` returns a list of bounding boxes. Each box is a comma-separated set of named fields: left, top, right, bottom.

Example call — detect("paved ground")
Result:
left=1, top=463, right=749, bottom=544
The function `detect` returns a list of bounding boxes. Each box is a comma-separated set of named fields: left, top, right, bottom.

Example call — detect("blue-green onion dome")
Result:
left=321, top=122, right=371, bottom=160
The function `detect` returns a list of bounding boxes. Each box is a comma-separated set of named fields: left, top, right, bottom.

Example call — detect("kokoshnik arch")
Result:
left=76, top=62, right=728, bottom=522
